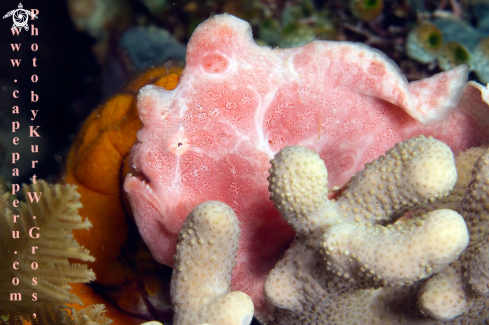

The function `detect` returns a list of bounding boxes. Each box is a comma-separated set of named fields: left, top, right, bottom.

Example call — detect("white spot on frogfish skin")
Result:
left=168, top=127, right=189, bottom=156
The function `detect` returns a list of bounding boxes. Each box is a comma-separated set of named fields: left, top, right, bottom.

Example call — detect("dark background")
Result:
left=0, top=1, right=101, bottom=184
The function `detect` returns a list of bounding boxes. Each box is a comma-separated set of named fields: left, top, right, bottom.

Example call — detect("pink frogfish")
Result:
left=124, top=14, right=489, bottom=320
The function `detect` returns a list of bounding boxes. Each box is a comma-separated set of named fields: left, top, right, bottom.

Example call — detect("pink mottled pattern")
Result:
left=124, top=14, right=489, bottom=320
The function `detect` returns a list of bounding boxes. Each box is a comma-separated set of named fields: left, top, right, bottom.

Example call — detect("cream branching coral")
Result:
left=401, top=145, right=489, bottom=321
left=0, top=181, right=112, bottom=325
left=264, top=136, right=474, bottom=324
left=170, top=201, right=254, bottom=325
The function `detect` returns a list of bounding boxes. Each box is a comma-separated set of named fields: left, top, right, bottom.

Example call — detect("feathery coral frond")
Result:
left=0, top=181, right=111, bottom=324
left=71, top=304, right=112, bottom=325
